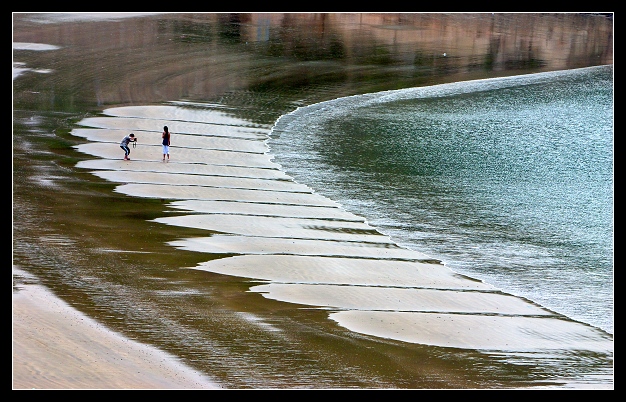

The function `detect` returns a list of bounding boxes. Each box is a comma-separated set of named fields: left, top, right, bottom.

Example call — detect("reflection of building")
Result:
left=237, top=13, right=613, bottom=71
left=13, top=13, right=612, bottom=106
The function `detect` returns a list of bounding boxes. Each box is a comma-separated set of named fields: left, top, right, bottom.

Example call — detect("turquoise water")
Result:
left=270, top=65, right=614, bottom=335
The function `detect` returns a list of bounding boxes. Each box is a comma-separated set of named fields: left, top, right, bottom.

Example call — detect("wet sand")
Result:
left=13, top=268, right=221, bottom=390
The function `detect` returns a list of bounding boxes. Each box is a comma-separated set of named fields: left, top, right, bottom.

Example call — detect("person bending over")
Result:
left=120, top=133, right=137, bottom=160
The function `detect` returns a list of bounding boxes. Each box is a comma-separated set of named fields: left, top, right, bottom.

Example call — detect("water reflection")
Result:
left=14, top=13, right=612, bottom=108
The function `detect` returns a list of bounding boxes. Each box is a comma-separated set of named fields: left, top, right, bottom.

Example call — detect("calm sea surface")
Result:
left=270, top=65, right=614, bottom=334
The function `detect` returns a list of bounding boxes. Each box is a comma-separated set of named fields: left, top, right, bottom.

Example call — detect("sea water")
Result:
left=270, top=65, right=614, bottom=335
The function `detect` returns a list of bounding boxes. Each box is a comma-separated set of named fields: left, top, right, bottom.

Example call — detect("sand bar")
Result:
left=71, top=128, right=267, bottom=153
left=78, top=116, right=268, bottom=139
left=168, top=235, right=431, bottom=260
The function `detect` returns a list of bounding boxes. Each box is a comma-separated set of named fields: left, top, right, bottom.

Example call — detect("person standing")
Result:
left=162, top=126, right=171, bottom=162
left=120, top=133, right=137, bottom=160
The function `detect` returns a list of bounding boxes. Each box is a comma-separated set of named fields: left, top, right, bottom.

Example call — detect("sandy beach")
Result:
left=13, top=267, right=221, bottom=390
left=13, top=13, right=613, bottom=389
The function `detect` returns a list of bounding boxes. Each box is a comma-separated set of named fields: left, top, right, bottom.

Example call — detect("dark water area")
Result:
left=13, top=13, right=613, bottom=389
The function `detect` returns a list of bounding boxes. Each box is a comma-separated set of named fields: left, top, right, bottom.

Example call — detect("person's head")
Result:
left=129, top=133, right=135, bottom=138
left=164, top=126, right=169, bottom=133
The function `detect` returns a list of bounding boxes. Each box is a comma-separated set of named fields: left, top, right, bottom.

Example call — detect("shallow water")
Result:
left=13, top=13, right=613, bottom=389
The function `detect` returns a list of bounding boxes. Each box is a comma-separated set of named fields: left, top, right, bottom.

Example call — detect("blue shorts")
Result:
left=162, top=145, right=169, bottom=154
